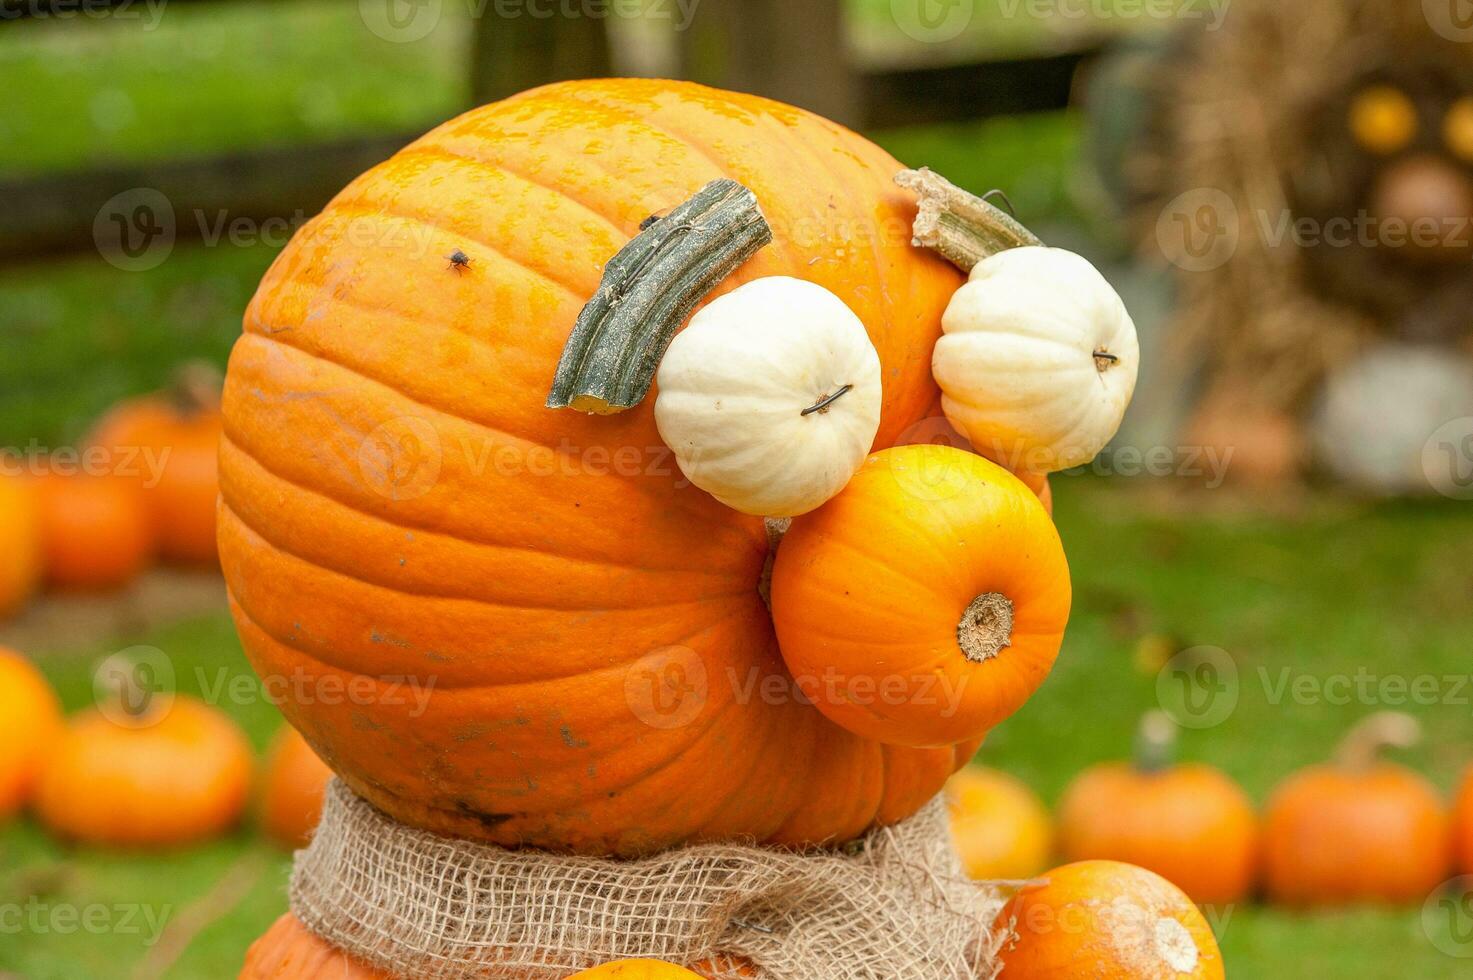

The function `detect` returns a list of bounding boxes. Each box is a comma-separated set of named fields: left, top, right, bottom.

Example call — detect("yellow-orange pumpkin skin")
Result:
left=0, top=647, right=63, bottom=819
left=220, top=79, right=974, bottom=852
left=0, top=475, right=42, bottom=619
left=240, top=914, right=393, bottom=979
left=35, top=694, right=253, bottom=847
left=1057, top=762, right=1259, bottom=905
left=1263, top=763, right=1450, bottom=905
left=946, top=766, right=1053, bottom=881
left=997, top=860, right=1226, bottom=979
left=770, top=446, right=1070, bottom=747
left=90, top=382, right=224, bottom=565
left=567, top=961, right=706, bottom=979
left=260, top=724, right=334, bottom=848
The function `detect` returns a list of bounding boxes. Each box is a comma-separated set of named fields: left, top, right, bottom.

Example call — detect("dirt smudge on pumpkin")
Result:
left=454, top=801, right=514, bottom=829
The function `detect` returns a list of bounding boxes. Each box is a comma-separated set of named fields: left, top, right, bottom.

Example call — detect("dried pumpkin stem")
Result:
left=801, top=384, right=852, bottom=417
left=895, top=167, right=1042, bottom=272
left=957, top=592, right=1014, bottom=663
left=547, top=178, right=772, bottom=414
left=1134, top=710, right=1177, bottom=774
left=1334, top=711, right=1421, bottom=771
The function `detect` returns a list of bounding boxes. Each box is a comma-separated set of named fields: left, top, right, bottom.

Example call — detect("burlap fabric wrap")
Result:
left=291, top=779, right=1009, bottom=979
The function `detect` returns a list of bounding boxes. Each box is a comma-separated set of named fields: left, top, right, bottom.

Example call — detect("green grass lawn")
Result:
left=3, top=480, right=1471, bottom=978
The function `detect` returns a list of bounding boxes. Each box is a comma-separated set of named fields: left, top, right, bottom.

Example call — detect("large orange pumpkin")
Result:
left=1056, top=712, right=1259, bottom=905
left=0, top=646, right=63, bottom=819
left=35, top=469, right=153, bottom=590
left=240, top=914, right=393, bottom=979
left=260, top=724, right=334, bottom=848
left=239, top=915, right=738, bottom=979
left=771, top=445, right=1070, bottom=747
left=35, top=693, right=253, bottom=847
left=0, top=473, right=42, bottom=618
left=1263, top=713, right=1451, bottom=905
left=89, top=362, right=224, bottom=565
left=220, top=79, right=982, bottom=853
left=997, top=860, right=1225, bottom=979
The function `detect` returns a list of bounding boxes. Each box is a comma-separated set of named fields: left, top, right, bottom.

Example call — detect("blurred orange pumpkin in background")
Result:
left=0, top=647, right=63, bottom=819
left=34, top=469, right=152, bottom=591
left=36, top=690, right=252, bottom=847
left=1452, top=766, right=1473, bottom=876
left=0, top=473, right=42, bottom=618
left=1057, top=711, right=1259, bottom=905
left=946, top=766, right=1053, bottom=881
left=89, top=362, right=224, bottom=565
left=1263, top=713, right=1450, bottom=905
left=260, top=724, right=334, bottom=849
left=996, top=859, right=1225, bottom=979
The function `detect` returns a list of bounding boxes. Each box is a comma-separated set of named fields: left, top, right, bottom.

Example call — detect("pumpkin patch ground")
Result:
left=4, top=4, right=1473, bottom=978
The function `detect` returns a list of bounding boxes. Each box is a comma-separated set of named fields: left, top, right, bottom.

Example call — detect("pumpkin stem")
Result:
left=957, top=592, right=1014, bottom=663
left=169, top=361, right=224, bottom=416
left=757, top=517, right=791, bottom=613
left=1134, top=710, right=1177, bottom=774
left=1334, top=711, right=1421, bottom=771
left=894, top=168, right=1042, bottom=273
left=546, top=178, right=772, bottom=414
left=801, top=384, right=852, bottom=417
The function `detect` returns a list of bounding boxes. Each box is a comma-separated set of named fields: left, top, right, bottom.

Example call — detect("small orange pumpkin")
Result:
left=0, top=646, right=63, bottom=819
left=35, top=692, right=252, bottom=847
left=0, top=473, right=42, bottom=619
left=34, top=469, right=152, bottom=591
left=946, top=766, right=1053, bottom=881
left=1456, top=765, right=1473, bottom=876
left=1056, top=711, right=1259, bottom=905
left=997, top=860, right=1225, bottom=979
left=771, top=444, right=1071, bottom=747
left=1263, top=712, right=1451, bottom=905
left=239, top=913, right=393, bottom=979
left=260, top=724, right=334, bottom=849
left=89, top=363, right=224, bottom=565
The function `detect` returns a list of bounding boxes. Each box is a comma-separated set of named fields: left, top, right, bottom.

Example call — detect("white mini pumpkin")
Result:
left=655, top=276, right=882, bottom=517
left=933, top=246, right=1139, bottom=473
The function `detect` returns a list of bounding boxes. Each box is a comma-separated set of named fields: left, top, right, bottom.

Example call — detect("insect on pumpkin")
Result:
left=446, top=249, right=471, bottom=274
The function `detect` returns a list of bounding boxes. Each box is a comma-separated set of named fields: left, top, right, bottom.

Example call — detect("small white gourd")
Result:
left=655, top=276, right=882, bottom=517
left=933, top=245, right=1139, bottom=473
